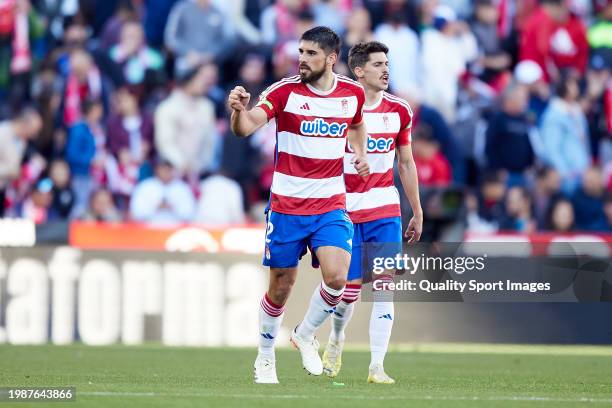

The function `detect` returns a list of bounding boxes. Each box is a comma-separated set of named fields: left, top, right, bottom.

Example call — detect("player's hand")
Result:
left=351, top=154, right=370, bottom=177
left=404, top=213, right=423, bottom=243
left=227, top=86, right=250, bottom=112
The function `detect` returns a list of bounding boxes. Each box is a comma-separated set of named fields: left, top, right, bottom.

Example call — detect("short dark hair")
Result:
left=348, top=41, right=389, bottom=76
left=300, top=26, right=341, bottom=56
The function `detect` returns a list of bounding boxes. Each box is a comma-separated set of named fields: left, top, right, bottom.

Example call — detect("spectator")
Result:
left=19, top=177, right=52, bottom=223
left=539, top=75, right=591, bottom=193
left=572, top=166, right=607, bottom=231
left=260, top=0, right=303, bottom=46
left=470, top=0, right=512, bottom=89
left=272, top=9, right=315, bottom=80
left=107, top=87, right=154, bottom=165
left=532, top=166, right=563, bottom=229
left=61, top=49, right=108, bottom=127
left=0, top=107, right=42, bottom=217
left=154, top=62, right=217, bottom=181
left=519, top=0, right=589, bottom=82
left=0, top=0, right=45, bottom=106
left=499, top=186, right=536, bottom=232
left=513, top=60, right=551, bottom=124
left=212, top=0, right=261, bottom=45
left=195, top=170, right=246, bottom=225
left=587, top=2, right=612, bottom=70
left=164, top=0, right=234, bottom=63
left=340, top=7, right=374, bottom=68
left=48, top=159, right=74, bottom=220
left=412, top=126, right=452, bottom=187
left=545, top=197, right=575, bottom=232
left=374, top=9, right=419, bottom=95
left=82, top=188, right=122, bottom=222
left=583, top=55, right=611, bottom=160
left=54, top=23, right=90, bottom=77
left=311, top=0, right=346, bottom=37
left=64, top=99, right=107, bottom=217
left=144, top=0, right=180, bottom=48
left=477, top=170, right=506, bottom=223
left=31, top=62, right=64, bottom=159
left=109, top=20, right=164, bottom=86
left=100, top=0, right=139, bottom=49
left=129, top=159, right=196, bottom=225
left=232, top=54, right=267, bottom=110
left=485, top=82, right=535, bottom=185
left=421, top=5, right=478, bottom=123
left=400, top=88, right=465, bottom=184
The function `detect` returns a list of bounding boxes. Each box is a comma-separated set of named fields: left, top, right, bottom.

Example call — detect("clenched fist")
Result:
left=227, top=86, right=251, bottom=112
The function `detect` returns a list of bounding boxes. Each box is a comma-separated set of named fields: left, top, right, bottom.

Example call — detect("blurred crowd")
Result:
left=0, top=0, right=609, bottom=234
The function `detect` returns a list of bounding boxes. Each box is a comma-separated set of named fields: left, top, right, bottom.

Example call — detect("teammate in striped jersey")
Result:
left=227, top=27, right=370, bottom=384
left=322, top=41, right=423, bottom=384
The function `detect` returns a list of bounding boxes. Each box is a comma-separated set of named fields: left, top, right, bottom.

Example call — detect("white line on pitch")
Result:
left=80, top=391, right=612, bottom=403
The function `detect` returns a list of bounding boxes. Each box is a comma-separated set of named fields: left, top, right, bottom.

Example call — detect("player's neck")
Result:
left=309, top=71, right=336, bottom=93
left=364, top=88, right=383, bottom=109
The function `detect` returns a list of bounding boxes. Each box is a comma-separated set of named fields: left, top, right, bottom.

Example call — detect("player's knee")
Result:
left=323, top=274, right=347, bottom=291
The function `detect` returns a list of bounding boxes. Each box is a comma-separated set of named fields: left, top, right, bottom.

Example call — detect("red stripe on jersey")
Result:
left=348, top=204, right=401, bottom=224
left=345, top=169, right=394, bottom=192
left=275, top=152, right=343, bottom=179
left=270, top=192, right=345, bottom=215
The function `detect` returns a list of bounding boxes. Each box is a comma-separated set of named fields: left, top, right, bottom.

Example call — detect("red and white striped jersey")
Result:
left=256, top=74, right=366, bottom=215
left=345, top=92, right=413, bottom=223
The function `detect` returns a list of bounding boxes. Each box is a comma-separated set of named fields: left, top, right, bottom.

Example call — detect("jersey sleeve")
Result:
left=397, top=102, right=413, bottom=146
left=352, top=85, right=366, bottom=125
left=256, top=81, right=289, bottom=120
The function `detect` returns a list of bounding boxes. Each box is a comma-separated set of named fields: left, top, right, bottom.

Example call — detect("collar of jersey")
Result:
left=364, top=93, right=384, bottom=111
left=306, top=74, right=338, bottom=96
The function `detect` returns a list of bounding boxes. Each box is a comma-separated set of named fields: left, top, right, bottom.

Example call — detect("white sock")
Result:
left=296, top=282, right=344, bottom=341
left=330, top=284, right=361, bottom=343
left=258, top=293, right=285, bottom=359
left=369, top=301, right=394, bottom=368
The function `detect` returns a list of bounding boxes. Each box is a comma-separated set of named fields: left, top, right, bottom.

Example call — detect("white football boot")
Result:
left=290, top=327, right=323, bottom=375
left=254, top=355, right=279, bottom=384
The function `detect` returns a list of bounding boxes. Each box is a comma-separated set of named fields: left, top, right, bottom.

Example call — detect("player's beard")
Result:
left=300, top=65, right=326, bottom=84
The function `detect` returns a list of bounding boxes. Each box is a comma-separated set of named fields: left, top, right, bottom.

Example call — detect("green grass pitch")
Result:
left=1, top=344, right=611, bottom=407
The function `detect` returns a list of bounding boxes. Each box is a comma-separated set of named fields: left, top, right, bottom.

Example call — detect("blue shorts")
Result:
left=263, top=209, right=354, bottom=268
left=348, top=216, right=402, bottom=281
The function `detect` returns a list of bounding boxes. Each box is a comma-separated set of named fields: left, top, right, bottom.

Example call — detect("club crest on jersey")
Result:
left=300, top=118, right=347, bottom=137
left=341, top=99, right=348, bottom=115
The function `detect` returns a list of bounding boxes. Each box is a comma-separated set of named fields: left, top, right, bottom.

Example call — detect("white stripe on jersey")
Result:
left=346, top=186, right=400, bottom=212
left=383, top=93, right=413, bottom=123
left=344, top=151, right=395, bottom=174
left=284, top=93, right=359, bottom=119
left=277, top=131, right=346, bottom=160
left=271, top=172, right=345, bottom=199
left=260, top=76, right=300, bottom=99
left=362, top=112, right=401, bottom=134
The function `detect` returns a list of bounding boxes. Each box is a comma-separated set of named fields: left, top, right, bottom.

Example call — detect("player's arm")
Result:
left=397, top=144, right=423, bottom=243
left=228, top=86, right=269, bottom=138
left=347, top=121, right=370, bottom=177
